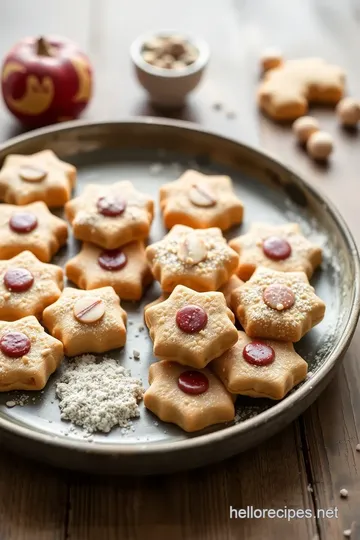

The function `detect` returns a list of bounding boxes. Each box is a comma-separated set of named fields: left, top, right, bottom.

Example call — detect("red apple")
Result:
left=1, top=35, right=93, bottom=127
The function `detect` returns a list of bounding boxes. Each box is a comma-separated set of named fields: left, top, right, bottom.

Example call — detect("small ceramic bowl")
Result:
left=130, top=31, right=210, bottom=108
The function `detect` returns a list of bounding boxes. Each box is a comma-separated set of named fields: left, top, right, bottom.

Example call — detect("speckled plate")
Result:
left=0, top=119, right=359, bottom=475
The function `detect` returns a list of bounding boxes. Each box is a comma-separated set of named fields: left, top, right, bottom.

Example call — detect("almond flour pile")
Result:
left=56, top=355, right=144, bottom=433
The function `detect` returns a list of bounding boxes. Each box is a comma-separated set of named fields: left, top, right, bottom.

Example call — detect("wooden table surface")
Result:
left=1, top=1, right=360, bottom=539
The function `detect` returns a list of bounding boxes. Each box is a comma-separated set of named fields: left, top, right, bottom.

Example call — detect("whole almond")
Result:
left=178, top=233, right=207, bottom=265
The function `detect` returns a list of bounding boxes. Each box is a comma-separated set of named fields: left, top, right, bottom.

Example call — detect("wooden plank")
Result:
left=68, top=424, right=315, bottom=540
left=0, top=449, right=68, bottom=540
left=254, top=0, right=360, bottom=537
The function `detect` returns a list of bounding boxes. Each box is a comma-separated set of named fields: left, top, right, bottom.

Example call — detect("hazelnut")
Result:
left=142, top=51, right=157, bottom=65
left=164, top=37, right=187, bottom=59
left=172, top=61, right=187, bottom=70
left=260, top=47, right=283, bottom=72
left=336, top=97, right=360, bottom=126
left=161, top=54, right=174, bottom=68
left=292, top=116, right=320, bottom=143
left=143, top=37, right=165, bottom=54
left=306, top=131, right=333, bottom=160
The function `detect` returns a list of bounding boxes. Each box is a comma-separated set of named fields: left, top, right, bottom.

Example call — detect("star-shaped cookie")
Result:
left=0, top=149, right=76, bottom=207
left=0, top=251, right=63, bottom=321
left=42, top=286, right=127, bottom=356
left=145, top=285, right=238, bottom=368
left=144, top=361, right=235, bottom=432
left=231, top=267, right=326, bottom=342
left=212, top=331, right=308, bottom=400
left=65, top=181, right=154, bottom=249
left=159, top=169, right=244, bottom=230
left=146, top=225, right=239, bottom=292
left=0, top=201, right=68, bottom=262
left=0, top=316, right=63, bottom=391
left=229, top=222, right=322, bottom=280
left=65, top=241, right=153, bottom=301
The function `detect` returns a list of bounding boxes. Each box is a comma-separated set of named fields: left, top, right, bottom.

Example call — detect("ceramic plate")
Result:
left=0, top=119, right=358, bottom=474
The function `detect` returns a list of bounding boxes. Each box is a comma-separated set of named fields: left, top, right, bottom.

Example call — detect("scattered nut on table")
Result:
left=336, top=96, right=360, bottom=127
left=142, top=35, right=199, bottom=70
left=306, top=131, right=334, bottom=160
left=260, top=47, right=283, bottom=72
left=292, top=116, right=320, bottom=143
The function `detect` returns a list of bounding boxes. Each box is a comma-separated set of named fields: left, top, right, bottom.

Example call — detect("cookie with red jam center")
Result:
left=229, top=222, right=322, bottom=280
left=145, top=285, right=238, bottom=368
left=0, top=316, right=63, bottom=391
left=144, top=360, right=235, bottom=432
left=231, top=267, right=326, bottom=342
left=212, top=331, right=308, bottom=399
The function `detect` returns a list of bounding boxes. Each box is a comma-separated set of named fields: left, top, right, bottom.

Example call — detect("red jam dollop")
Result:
left=263, top=283, right=295, bottom=311
left=4, top=268, right=34, bottom=292
left=96, top=196, right=126, bottom=217
left=9, top=213, right=38, bottom=233
left=178, top=370, right=209, bottom=395
left=175, top=305, right=208, bottom=333
left=243, top=341, right=275, bottom=366
left=262, top=236, right=292, bottom=261
left=98, top=249, right=127, bottom=271
left=0, top=332, right=31, bottom=358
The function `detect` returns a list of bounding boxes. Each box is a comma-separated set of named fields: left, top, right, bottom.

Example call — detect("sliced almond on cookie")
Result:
left=188, top=183, right=216, bottom=207
left=178, top=234, right=207, bottom=265
left=73, top=296, right=105, bottom=324
left=19, top=165, right=47, bottom=183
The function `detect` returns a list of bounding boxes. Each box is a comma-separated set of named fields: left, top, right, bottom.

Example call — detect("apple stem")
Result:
left=36, top=37, right=52, bottom=57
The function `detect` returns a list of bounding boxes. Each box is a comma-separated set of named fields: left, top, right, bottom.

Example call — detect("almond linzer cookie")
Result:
left=144, top=361, right=235, bottom=432
left=0, top=150, right=76, bottom=207
left=0, top=201, right=68, bottom=262
left=229, top=222, right=322, bottom=280
left=42, top=286, right=127, bottom=357
left=146, top=225, right=239, bottom=292
left=65, top=181, right=154, bottom=250
left=0, top=251, right=63, bottom=321
left=145, top=285, right=238, bottom=368
left=65, top=241, right=153, bottom=301
left=0, top=316, right=63, bottom=391
left=231, top=267, right=325, bottom=342
left=159, top=169, right=244, bottom=230
left=212, top=331, right=308, bottom=400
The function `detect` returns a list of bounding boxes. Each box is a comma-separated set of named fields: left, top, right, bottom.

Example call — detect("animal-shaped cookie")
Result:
left=0, top=201, right=68, bottom=262
left=258, top=57, right=345, bottom=121
left=229, top=222, right=322, bottom=280
left=146, top=225, right=239, bottom=292
left=65, top=181, right=154, bottom=249
left=145, top=285, right=238, bottom=368
left=231, top=267, right=325, bottom=342
left=144, top=361, right=235, bottom=432
left=65, top=241, right=153, bottom=301
left=42, top=286, right=127, bottom=356
left=212, top=331, right=308, bottom=400
left=0, top=251, right=63, bottom=320
left=0, top=316, right=63, bottom=391
left=0, top=150, right=76, bottom=207
left=159, top=169, right=244, bottom=230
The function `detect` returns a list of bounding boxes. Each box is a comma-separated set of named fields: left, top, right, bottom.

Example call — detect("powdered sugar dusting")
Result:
left=56, top=354, right=144, bottom=433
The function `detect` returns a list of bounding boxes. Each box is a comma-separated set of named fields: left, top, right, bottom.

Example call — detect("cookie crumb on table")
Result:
left=340, top=488, right=349, bottom=498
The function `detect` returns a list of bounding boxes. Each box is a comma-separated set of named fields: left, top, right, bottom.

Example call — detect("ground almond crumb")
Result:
left=56, top=354, right=144, bottom=433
